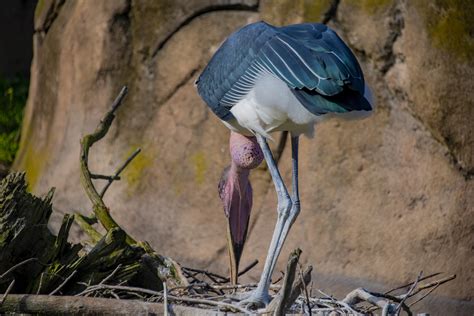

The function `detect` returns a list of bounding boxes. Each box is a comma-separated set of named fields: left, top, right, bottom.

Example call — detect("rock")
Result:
left=13, top=1, right=473, bottom=314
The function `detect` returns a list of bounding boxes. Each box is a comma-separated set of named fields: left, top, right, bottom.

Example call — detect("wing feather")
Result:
left=196, top=21, right=372, bottom=120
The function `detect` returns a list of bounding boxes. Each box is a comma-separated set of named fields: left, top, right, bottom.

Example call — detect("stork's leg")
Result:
left=267, top=136, right=301, bottom=271
left=240, top=134, right=301, bottom=308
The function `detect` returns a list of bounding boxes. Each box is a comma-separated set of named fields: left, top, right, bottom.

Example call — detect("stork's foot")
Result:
left=237, top=289, right=271, bottom=310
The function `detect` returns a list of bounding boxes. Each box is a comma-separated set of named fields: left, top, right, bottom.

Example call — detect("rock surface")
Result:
left=14, top=0, right=473, bottom=314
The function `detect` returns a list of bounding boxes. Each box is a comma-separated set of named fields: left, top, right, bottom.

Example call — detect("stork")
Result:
left=196, top=21, right=373, bottom=307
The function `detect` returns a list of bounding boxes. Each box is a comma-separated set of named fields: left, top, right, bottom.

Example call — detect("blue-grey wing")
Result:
left=255, top=23, right=371, bottom=114
left=196, top=21, right=371, bottom=120
left=196, top=22, right=275, bottom=120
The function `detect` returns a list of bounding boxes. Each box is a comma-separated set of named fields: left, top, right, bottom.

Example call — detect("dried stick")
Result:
left=405, top=274, right=455, bottom=298
left=36, top=273, right=44, bottom=295
left=79, top=86, right=135, bottom=244
left=90, top=174, right=121, bottom=181
left=210, top=283, right=281, bottom=290
left=0, top=258, right=38, bottom=281
left=395, top=271, right=422, bottom=315
left=99, top=148, right=141, bottom=197
left=269, top=248, right=302, bottom=315
left=343, top=288, right=402, bottom=315
left=73, top=212, right=102, bottom=243
left=0, top=294, right=183, bottom=314
left=75, top=284, right=251, bottom=313
left=163, top=281, right=169, bottom=316
left=385, top=272, right=441, bottom=295
left=368, top=274, right=456, bottom=313
left=0, top=280, right=15, bottom=305
left=182, top=267, right=228, bottom=283
left=408, top=283, right=440, bottom=307
left=298, top=264, right=312, bottom=315
left=99, top=264, right=122, bottom=285
left=49, top=270, right=78, bottom=295
left=221, top=259, right=259, bottom=283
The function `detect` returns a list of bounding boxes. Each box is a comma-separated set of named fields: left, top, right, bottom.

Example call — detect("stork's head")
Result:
left=218, top=132, right=263, bottom=284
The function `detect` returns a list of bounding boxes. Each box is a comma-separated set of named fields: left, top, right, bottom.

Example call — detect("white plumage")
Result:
left=223, top=73, right=374, bottom=139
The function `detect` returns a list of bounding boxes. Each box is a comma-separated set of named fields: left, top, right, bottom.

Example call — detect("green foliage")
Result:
left=0, top=76, right=28, bottom=164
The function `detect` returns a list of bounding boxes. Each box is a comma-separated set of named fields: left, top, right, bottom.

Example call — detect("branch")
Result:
left=290, top=265, right=312, bottom=312
left=0, top=280, right=15, bottom=305
left=99, top=148, right=141, bottom=198
left=90, top=174, right=121, bottom=181
left=49, top=270, right=77, bottom=296
left=268, top=248, right=302, bottom=315
left=79, top=86, right=135, bottom=244
left=0, top=294, right=173, bottom=314
left=76, top=284, right=250, bottom=313
left=73, top=212, right=103, bottom=243
left=0, top=258, right=38, bottom=281
left=395, top=271, right=422, bottom=315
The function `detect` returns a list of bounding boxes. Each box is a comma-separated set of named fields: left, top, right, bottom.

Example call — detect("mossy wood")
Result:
left=0, top=86, right=187, bottom=298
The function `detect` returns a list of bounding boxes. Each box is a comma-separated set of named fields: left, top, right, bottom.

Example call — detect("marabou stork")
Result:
left=196, top=21, right=373, bottom=307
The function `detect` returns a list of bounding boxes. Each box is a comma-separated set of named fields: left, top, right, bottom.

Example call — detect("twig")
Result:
left=99, top=148, right=141, bottom=197
left=368, top=274, right=456, bottom=313
left=79, top=85, right=136, bottom=244
left=385, top=272, right=441, bottom=295
left=163, top=281, right=168, bottom=316
left=238, top=259, right=259, bottom=277
left=408, top=283, right=440, bottom=307
left=405, top=274, right=455, bottom=298
left=395, top=271, right=422, bottom=315
left=182, top=267, right=228, bottom=283
left=36, top=272, right=44, bottom=295
left=0, top=280, right=15, bottom=305
left=75, top=284, right=251, bottom=313
left=272, top=273, right=284, bottom=284
left=343, top=288, right=399, bottom=314
left=221, top=259, right=259, bottom=283
left=299, top=264, right=312, bottom=316
left=271, top=248, right=301, bottom=316
left=73, top=212, right=102, bottom=243
left=0, top=258, right=38, bottom=281
left=210, top=283, right=281, bottom=290
left=49, top=270, right=78, bottom=295
left=99, top=264, right=122, bottom=285
left=90, top=174, right=121, bottom=181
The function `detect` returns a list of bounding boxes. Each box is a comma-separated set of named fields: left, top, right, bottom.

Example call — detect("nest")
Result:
left=0, top=87, right=454, bottom=315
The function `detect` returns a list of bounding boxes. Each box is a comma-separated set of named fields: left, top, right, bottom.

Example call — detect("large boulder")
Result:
left=14, top=0, right=473, bottom=314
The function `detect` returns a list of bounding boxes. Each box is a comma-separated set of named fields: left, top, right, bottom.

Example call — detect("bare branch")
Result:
left=90, top=174, right=121, bottom=181
left=0, top=258, right=38, bottom=281
left=395, top=271, right=423, bottom=315
left=0, top=280, right=15, bottom=305
left=79, top=85, right=136, bottom=244
left=49, top=270, right=77, bottom=296
left=99, top=148, right=141, bottom=198
left=99, top=264, right=123, bottom=285
left=268, top=248, right=301, bottom=315
left=385, top=272, right=441, bottom=295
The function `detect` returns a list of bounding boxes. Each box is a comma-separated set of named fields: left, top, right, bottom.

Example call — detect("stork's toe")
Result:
left=237, top=289, right=271, bottom=310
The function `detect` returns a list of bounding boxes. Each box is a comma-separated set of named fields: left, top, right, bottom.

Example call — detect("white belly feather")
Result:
left=222, top=73, right=373, bottom=139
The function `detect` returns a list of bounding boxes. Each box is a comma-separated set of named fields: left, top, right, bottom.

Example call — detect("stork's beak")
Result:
left=218, top=165, right=252, bottom=284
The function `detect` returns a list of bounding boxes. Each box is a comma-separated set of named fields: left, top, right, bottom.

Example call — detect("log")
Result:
left=0, top=294, right=223, bottom=315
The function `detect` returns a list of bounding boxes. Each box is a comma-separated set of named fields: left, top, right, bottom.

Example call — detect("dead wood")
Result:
left=0, top=87, right=187, bottom=303
left=0, top=294, right=165, bottom=315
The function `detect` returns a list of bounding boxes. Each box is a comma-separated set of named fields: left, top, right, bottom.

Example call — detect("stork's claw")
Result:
left=237, top=289, right=271, bottom=310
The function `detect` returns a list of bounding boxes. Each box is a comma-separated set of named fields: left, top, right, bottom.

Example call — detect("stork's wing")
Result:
left=196, top=22, right=371, bottom=120
left=256, top=23, right=371, bottom=115
left=196, top=22, right=275, bottom=120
